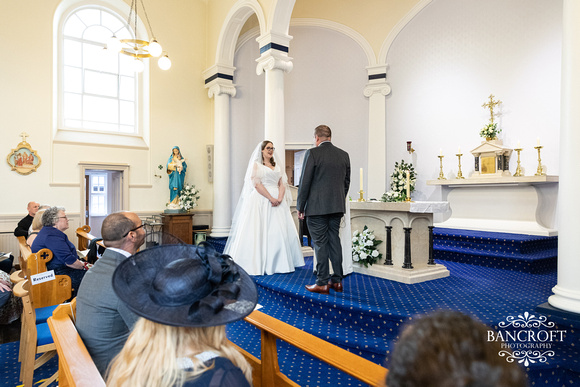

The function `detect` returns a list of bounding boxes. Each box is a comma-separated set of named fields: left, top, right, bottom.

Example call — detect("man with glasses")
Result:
left=76, top=211, right=146, bottom=376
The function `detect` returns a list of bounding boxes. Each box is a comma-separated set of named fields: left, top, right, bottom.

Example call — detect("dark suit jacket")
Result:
left=14, top=214, right=33, bottom=237
left=297, top=141, right=350, bottom=216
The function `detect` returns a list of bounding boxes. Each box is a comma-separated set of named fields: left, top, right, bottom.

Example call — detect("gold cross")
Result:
left=20, top=132, right=29, bottom=143
left=482, top=94, right=502, bottom=124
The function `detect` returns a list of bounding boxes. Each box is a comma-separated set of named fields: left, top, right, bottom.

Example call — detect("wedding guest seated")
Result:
left=31, top=206, right=89, bottom=296
left=384, top=310, right=527, bottom=387
left=76, top=211, right=146, bottom=376
left=106, top=243, right=256, bottom=386
left=26, top=207, right=48, bottom=247
left=0, top=271, right=21, bottom=325
left=0, top=253, right=14, bottom=274
left=14, top=201, right=39, bottom=237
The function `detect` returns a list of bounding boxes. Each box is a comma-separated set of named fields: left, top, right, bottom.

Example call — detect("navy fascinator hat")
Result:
left=112, top=243, right=258, bottom=327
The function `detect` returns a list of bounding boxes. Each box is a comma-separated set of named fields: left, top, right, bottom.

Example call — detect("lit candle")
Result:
left=405, top=170, right=411, bottom=199
left=537, top=137, right=540, bottom=146
left=360, top=168, right=363, bottom=191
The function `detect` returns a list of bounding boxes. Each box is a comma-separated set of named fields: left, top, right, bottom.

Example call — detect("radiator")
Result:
left=0, top=232, right=20, bottom=266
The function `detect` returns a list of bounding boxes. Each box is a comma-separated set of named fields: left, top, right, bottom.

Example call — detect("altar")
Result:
left=349, top=201, right=450, bottom=284
left=427, top=175, right=558, bottom=236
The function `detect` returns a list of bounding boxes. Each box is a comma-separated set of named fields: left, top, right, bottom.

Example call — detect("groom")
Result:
left=297, top=125, right=351, bottom=295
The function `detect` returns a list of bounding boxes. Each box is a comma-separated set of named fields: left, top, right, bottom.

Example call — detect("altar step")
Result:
left=433, top=228, right=557, bottom=273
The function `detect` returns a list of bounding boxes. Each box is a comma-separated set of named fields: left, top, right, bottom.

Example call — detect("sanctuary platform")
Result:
left=349, top=201, right=450, bottom=284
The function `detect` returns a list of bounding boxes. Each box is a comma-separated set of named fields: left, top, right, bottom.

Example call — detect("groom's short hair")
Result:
left=314, top=125, right=331, bottom=139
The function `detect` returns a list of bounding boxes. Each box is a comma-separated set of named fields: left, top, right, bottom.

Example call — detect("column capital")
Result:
left=364, top=64, right=391, bottom=97
left=364, top=82, right=391, bottom=97
left=203, top=63, right=236, bottom=98
left=208, top=83, right=236, bottom=99
left=256, top=52, right=293, bottom=75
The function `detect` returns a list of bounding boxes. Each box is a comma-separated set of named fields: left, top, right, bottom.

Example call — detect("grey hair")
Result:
left=42, top=206, right=65, bottom=227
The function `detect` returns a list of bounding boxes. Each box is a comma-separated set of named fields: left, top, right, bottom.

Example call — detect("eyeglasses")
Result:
left=123, top=224, right=144, bottom=238
left=265, top=147, right=275, bottom=151
left=59, top=216, right=68, bottom=220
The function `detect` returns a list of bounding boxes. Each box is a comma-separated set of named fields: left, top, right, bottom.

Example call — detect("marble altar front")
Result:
left=349, top=201, right=450, bottom=284
left=427, top=176, right=558, bottom=236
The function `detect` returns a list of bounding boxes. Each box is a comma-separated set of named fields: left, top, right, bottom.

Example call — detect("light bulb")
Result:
left=107, top=35, right=122, bottom=53
left=148, top=40, right=162, bottom=57
left=133, top=58, right=145, bottom=73
left=158, top=54, right=171, bottom=70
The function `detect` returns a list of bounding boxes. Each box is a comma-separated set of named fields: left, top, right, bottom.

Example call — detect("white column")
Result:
left=548, top=0, right=580, bottom=314
left=256, top=33, right=293, bottom=171
left=208, top=83, right=236, bottom=237
left=364, top=66, right=391, bottom=199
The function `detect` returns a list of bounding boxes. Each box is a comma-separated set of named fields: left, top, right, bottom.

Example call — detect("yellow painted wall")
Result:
left=0, top=0, right=211, bottom=219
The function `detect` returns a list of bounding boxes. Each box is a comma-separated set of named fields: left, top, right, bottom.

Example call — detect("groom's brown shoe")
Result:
left=305, top=284, right=330, bottom=294
left=328, top=281, right=343, bottom=292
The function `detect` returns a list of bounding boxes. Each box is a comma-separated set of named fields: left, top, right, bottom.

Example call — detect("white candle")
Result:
left=360, top=168, right=363, bottom=191
left=406, top=170, right=410, bottom=199
left=458, top=146, right=461, bottom=154
left=537, top=137, right=540, bottom=146
left=439, top=148, right=443, bottom=156
left=517, top=140, right=521, bottom=148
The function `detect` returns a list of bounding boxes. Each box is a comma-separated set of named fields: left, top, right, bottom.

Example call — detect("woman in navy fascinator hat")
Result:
left=106, top=243, right=257, bottom=387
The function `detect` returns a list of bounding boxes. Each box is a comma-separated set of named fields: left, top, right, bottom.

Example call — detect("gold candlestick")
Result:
left=437, top=155, right=446, bottom=180
left=513, top=148, right=523, bottom=177
left=358, top=190, right=365, bottom=202
left=455, top=153, right=465, bottom=179
left=534, top=146, right=545, bottom=176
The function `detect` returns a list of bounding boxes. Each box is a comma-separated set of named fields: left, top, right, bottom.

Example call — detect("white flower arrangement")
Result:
left=178, top=184, right=200, bottom=211
left=352, top=225, right=383, bottom=267
left=480, top=122, right=501, bottom=139
left=381, top=160, right=416, bottom=202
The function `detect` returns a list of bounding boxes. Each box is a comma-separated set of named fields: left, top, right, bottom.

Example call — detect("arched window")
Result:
left=55, top=2, right=149, bottom=148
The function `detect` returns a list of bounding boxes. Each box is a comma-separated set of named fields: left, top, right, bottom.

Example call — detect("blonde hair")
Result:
left=31, top=209, right=46, bottom=232
left=106, top=318, right=253, bottom=387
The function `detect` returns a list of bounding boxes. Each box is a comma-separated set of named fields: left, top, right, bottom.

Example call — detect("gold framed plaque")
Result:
left=7, top=133, right=41, bottom=175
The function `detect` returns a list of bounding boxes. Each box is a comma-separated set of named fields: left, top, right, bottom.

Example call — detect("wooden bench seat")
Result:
left=48, top=299, right=106, bottom=387
left=235, top=309, right=388, bottom=386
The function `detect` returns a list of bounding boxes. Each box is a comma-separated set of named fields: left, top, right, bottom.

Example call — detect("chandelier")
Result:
left=106, top=0, right=171, bottom=72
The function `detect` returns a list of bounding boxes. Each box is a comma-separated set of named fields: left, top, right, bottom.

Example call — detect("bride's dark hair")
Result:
left=261, top=140, right=276, bottom=167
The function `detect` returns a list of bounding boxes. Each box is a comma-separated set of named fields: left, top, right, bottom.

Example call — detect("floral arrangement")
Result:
left=352, top=226, right=383, bottom=267
left=177, top=184, right=200, bottom=211
left=480, top=122, right=501, bottom=139
left=381, top=160, right=416, bottom=202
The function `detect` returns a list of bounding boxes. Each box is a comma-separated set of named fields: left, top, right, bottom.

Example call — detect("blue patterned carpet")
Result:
left=226, top=254, right=579, bottom=386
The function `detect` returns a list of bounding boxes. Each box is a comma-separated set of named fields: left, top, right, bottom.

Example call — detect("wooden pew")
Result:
left=47, top=299, right=106, bottom=387
left=235, top=309, right=388, bottom=387
left=47, top=304, right=385, bottom=387
left=76, top=225, right=106, bottom=251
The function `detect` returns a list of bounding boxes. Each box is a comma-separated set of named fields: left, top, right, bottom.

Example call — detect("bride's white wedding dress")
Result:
left=225, top=162, right=304, bottom=276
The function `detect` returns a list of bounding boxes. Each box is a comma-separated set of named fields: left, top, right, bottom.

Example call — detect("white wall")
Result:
left=385, top=0, right=562, bottom=226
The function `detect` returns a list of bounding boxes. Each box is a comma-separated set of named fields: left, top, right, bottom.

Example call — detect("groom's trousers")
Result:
left=307, top=213, right=343, bottom=286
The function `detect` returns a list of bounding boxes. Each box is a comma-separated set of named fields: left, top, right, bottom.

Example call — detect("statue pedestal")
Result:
left=161, top=212, right=193, bottom=244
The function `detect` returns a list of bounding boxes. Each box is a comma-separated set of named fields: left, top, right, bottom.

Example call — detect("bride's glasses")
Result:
left=265, top=147, right=275, bottom=151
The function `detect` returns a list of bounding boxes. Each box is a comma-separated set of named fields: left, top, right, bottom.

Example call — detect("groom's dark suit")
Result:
left=297, top=141, right=350, bottom=287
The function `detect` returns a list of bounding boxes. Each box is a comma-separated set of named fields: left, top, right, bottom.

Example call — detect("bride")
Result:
left=225, top=141, right=304, bottom=275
